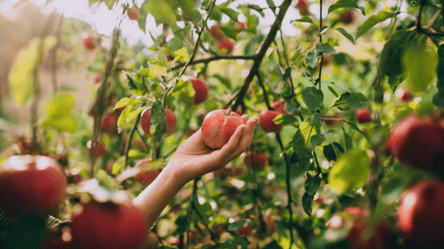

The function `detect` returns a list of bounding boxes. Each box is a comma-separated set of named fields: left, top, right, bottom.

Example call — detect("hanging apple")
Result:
left=259, top=110, right=283, bottom=132
left=140, top=107, right=177, bottom=138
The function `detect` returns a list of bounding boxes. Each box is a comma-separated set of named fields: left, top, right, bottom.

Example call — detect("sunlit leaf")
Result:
left=356, top=10, right=398, bottom=40
left=302, top=87, right=324, bottom=112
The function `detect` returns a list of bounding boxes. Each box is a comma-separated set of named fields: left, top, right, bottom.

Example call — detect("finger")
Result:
left=218, top=123, right=246, bottom=157
left=232, top=117, right=257, bottom=155
left=241, top=114, right=248, bottom=124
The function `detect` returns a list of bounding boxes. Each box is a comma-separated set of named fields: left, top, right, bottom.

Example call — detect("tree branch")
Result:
left=185, top=177, right=199, bottom=249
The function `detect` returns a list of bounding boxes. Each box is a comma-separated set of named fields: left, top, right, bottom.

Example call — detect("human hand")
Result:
left=167, top=115, right=258, bottom=184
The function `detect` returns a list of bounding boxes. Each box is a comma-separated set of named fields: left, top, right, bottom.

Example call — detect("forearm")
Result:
left=132, top=162, right=188, bottom=230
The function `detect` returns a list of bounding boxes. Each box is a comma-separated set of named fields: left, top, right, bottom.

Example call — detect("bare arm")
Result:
left=133, top=115, right=258, bottom=229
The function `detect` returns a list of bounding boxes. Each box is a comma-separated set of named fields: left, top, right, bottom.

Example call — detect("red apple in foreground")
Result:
left=201, top=109, right=246, bottom=149
left=355, top=107, right=372, bottom=124
left=128, top=6, right=139, bottom=20
left=141, top=107, right=177, bottom=138
left=71, top=201, right=147, bottom=249
left=259, top=110, right=284, bottom=132
left=183, top=78, right=209, bottom=105
left=134, top=159, right=162, bottom=187
left=398, top=181, right=444, bottom=247
left=243, top=151, right=269, bottom=169
left=396, top=88, right=413, bottom=102
left=0, top=155, right=67, bottom=218
left=217, top=40, right=234, bottom=54
left=209, top=24, right=225, bottom=40
left=387, top=114, right=444, bottom=171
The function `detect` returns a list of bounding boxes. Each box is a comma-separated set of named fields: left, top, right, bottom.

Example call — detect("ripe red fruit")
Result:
left=233, top=22, right=247, bottom=32
left=398, top=181, right=444, bottom=247
left=271, top=101, right=288, bottom=114
left=71, top=201, right=147, bottom=249
left=88, top=142, right=105, bottom=158
left=355, top=107, right=372, bottom=124
left=140, top=107, right=177, bottom=138
left=100, top=113, right=118, bottom=133
left=295, top=0, right=310, bottom=16
left=349, top=219, right=397, bottom=249
left=0, top=155, right=67, bottom=218
left=128, top=6, right=139, bottom=20
left=387, top=114, right=444, bottom=171
left=201, top=109, right=246, bottom=149
left=169, top=237, right=180, bottom=246
left=396, top=88, right=413, bottom=102
left=183, top=78, right=209, bottom=105
left=81, top=32, right=98, bottom=51
left=217, top=40, right=234, bottom=54
left=134, top=159, right=161, bottom=187
left=209, top=24, right=225, bottom=40
left=243, top=151, right=269, bottom=169
left=93, top=73, right=101, bottom=84
left=236, top=219, right=254, bottom=236
left=341, top=10, right=355, bottom=24
left=259, top=110, right=284, bottom=132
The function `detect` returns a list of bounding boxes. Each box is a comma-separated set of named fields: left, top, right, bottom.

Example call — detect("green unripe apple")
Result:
left=403, top=43, right=437, bottom=93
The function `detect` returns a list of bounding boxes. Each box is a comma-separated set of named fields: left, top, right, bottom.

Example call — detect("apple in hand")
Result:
left=387, top=114, right=444, bottom=171
left=355, top=107, right=372, bottom=124
left=0, top=155, right=67, bottom=218
left=134, top=158, right=162, bottom=187
left=243, top=151, right=268, bottom=169
left=217, top=40, right=234, bottom=54
left=141, top=107, right=177, bottom=138
left=181, top=78, right=209, bottom=105
left=396, top=88, right=413, bottom=102
left=398, top=181, right=444, bottom=247
left=128, top=6, right=139, bottom=20
left=259, top=110, right=284, bottom=132
left=209, top=24, right=225, bottom=40
left=71, top=200, right=147, bottom=249
left=201, top=109, right=246, bottom=149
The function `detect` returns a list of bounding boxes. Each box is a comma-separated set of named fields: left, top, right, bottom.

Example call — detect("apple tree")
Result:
left=1, top=0, right=444, bottom=248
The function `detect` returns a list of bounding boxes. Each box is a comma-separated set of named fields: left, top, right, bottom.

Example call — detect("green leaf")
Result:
left=174, top=47, right=190, bottom=62
left=9, top=36, right=56, bottom=105
left=305, top=175, right=321, bottom=195
left=327, top=148, right=370, bottom=195
left=172, top=78, right=195, bottom=103
left=150, top=101, right=167, bottom=141
left=333, top=92, right=368, bottom=110
left=219, top=26, right=237, bottom=41
left=149, top=63, right=168, bottom=76
left=356, top=11, right=398, bottom=39
left=327, top=86, right=339, bottom=97
left=323, top=142, right=345, bottom=161
left=315, top=43, right=336, bottom=55
left=328, top=0, right=362, bottom=14
left=302, top=192, right=314, bottom=216
left=342, top=127, right=353, bottom=150
left=212, top=74, right=232, bottom=90
left=345, top=120, right=370, bottom=142
left=39, top=93, right=78, bottom=133
left=403, top=42, right=437, bottom=93
left=112, top=157, right=125, bottom=175
left=114, top=97, right=143, bottom=109
left=146, top=0, right=176, bottom=24
left=292, top=129, right=313, bottom=170
left=220, top=7, right=239, bottom=21
left=379, top=31, right=413, bottom=78
left=433, top=45, right=444, bottom=106
left=265, top=0, right=276, bottom=10
left=167, top=37, right=184, bottom=51
left=274, top=113, right=299, bottom=126
left=126, top=74, right=146, bottom=96
left=228, top=220, right=251, bottom=231
left=127, top=107, right=144, bottom=123
left=291, top=16, right=314, bottom=23
left=336, top=28, right=355, bottom=44
left=137, top=1, right=150, bottom=32
left=285, top=99, right=301, bottom=115
left=302, top=87, right=324, bottom=112
left=305, top=51, right=318, bottom=68
left=117, top=105, right=134, bottom=129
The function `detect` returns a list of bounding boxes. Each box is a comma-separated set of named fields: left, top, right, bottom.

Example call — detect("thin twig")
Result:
left=123, top=109, right=143, bottom=170
left=256, top=73, right=272, bottom=110
left=185, top=178, right=199, bottom=249
left=192, top=205, right=219, bottom=242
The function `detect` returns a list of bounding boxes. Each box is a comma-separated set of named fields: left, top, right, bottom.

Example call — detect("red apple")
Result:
left=341, top=10, right=355, bottom=24
left=259, top=110, right=284, bottom=132
left=233, top=22, right=247, bottom=32
left=295, top=0, right=310, bottom=16
left=183, top=78, right=209, bottom=105
left=235, top=219, right=254, bottom=236
left=134, top=159, right=161, bottom=187
left=396, top=88, right=413, bottom=102
left=71, top=201, right=147, bottom=249
left=348, top=219, right=397, bottom=249
left=217, top=40, right=234, bottom=54
left=209, top=24, right=225, bottom=40
left=0, top=155, right=67, bottom=218
left=88, top=142, right=105, bottom=158
left=93, top=73, right=101, bottom=84
left=271, top=101, right=288, bottom=114
left=169, top=237, right=180, bottom=246
left=128, top=6, right=139, bottom=20
left=81, top=32, right=99, bottom=51
left=242, top=151, right=269, bottom=169
left=387, top=114, right=444, bottom=171
left=355, top=107, right=372, bottom=124
left=140, top=107, right=177, bottom=138
left=233, top=166, right=244, bottom=176
left=201, top=109, right=246, bottom=149
left=398, top=181, right=444, bottom=247
left=100, top=113, right=118, bottom=133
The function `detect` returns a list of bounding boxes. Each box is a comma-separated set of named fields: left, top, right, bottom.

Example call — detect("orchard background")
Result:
left=0, top=0, right=444, bottom=248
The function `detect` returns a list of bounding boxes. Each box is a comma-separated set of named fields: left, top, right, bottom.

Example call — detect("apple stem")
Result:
left=227, top=109, right=232, bottom=116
